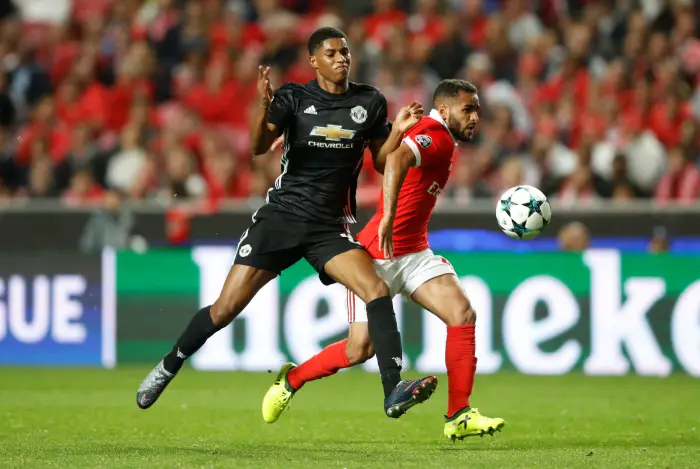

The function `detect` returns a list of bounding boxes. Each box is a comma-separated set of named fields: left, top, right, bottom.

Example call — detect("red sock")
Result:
left=446, top=324, right=476, bottom=418
left=287, top=339, right=352, bottom=391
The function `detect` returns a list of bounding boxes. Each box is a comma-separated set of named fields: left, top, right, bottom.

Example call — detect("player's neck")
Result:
left=315, top=75, right=349, bottom=94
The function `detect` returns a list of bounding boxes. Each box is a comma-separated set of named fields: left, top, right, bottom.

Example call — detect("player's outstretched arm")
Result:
left=250, top=66, right=279, bottom=156
left=369, top=125, right=403, bottom=175
left=370, top=101, right=423, bottom=174
left=377, top=143, right=417, bottom=260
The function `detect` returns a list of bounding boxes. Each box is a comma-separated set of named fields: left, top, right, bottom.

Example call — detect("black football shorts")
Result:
left=233, top=205, right=363, bottom=285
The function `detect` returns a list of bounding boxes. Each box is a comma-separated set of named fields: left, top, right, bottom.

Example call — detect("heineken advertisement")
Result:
left=116, top=247, right=700, bottom=377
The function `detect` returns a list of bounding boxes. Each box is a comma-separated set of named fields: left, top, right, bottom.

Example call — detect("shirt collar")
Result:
left=428, top=109, right=457, bottom=144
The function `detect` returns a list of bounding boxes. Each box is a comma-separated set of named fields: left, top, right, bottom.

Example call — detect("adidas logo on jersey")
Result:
left=304, top=105, right=317, bottom=115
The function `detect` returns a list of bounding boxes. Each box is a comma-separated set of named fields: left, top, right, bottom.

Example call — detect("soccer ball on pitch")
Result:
left=496, top=185, right=552, bottom=239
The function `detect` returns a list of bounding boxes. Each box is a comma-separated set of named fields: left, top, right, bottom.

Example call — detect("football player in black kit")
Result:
left=137, top=27, right=439, bottom=419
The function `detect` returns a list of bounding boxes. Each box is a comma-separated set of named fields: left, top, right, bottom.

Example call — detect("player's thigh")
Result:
left=403, top=253, right=475, bottom=326
left=215, top=209, right=304, bottom=321
left=304, top=227, right=390, bottom=302
left=325, top=249, right=390, bottom=302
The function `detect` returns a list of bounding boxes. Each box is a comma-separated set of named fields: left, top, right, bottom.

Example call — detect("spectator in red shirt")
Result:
left=463, top=0, right=488, bottom=48
left=209, top=6, right=265, bottom=54
left=407, top=0, right=444, bottom=46
left=16, top=96, right=71, bottom=165
left=185, top=59, right=238, bottom=124
left=54, top=78, right=86, bottom=126
left=62, top=168, right=105, bottom=206
left=655, top=146, right=700, bottom=206
left=364, top=0, right=407, bottom=49
left=649, top=84, right=694, bottom=149
left=107, top=42, right=156, bottom=131
left=203, top=150, right=250, bottom=202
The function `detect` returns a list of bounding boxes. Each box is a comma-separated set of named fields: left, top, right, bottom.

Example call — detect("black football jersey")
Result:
left=264, top=79, right=390, bottom=224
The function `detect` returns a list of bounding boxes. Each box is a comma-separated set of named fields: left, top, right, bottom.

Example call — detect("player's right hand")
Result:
left=257, top=65, right=274, bottom=108
left=393, top=101, right=424, bottom=134
left=378, top=216, right=394, bottom=261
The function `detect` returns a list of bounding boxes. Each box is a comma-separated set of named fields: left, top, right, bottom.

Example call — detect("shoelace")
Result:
left=273, top=391, right=292, bottom=408
left=273, top=380, right=293, bottom=405
left=153, top=370, right=170, bottom=386
left=140, top=370, right=166, bottom=389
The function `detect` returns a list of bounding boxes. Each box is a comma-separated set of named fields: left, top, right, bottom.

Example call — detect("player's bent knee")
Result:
left=361, top=279, right=390, bottom=303
left=372, top=281, right=391, bottom=300
left=210, top=295, right=242, bottom=327
left=210, top=265, right=275, bottom=327
left=446, top=304, right=476, bottom=326
left=211, top=289, right=252, bottom=327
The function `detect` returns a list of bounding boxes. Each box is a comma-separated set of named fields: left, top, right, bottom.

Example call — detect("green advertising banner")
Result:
left=116, top=247, right=700, bottom=377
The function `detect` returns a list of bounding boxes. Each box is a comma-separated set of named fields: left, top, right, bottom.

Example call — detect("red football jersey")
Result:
left=358, top=109, right=457, bottom=259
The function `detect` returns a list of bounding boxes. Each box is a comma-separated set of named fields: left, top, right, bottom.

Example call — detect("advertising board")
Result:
left=0, top=251, right=115, bottom=367
left=115, top=247, right=700, bottom=377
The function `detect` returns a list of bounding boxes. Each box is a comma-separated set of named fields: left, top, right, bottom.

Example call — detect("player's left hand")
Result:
left=378, top=216, right=394, bottom=260
left=393, top=101, right=424, bottom=134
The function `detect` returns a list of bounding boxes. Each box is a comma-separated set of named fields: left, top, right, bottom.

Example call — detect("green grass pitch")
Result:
left=1, top=368, right=698, bottom=468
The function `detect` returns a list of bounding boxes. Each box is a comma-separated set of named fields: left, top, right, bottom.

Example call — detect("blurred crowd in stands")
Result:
left=0, top=0, right=699, bottom=211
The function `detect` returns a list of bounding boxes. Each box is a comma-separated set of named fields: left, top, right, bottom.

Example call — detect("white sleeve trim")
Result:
left=402, top=137, right=421, bottom=167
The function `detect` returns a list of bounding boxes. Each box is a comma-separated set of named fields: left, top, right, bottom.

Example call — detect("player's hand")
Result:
left=257, top=65, right=274, bottom=108
left=270, top=135, right=285, bottom=152
left=393, top=101, right=424, bottom=134
left=378, top=216, right=394, bottom=260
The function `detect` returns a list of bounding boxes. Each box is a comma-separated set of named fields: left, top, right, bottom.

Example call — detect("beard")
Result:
left=447, top=114, right=473, bottom=142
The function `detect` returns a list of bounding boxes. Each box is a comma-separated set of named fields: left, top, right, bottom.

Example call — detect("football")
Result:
left=496, top=185, right=552, bottom=239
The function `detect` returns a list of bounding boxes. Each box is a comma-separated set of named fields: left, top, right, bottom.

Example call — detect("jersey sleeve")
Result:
left=402, top=126, right=444, bottom=168
left=267, top=85, right=295, bottom=135
left=368, top=94, right=390, bottom=140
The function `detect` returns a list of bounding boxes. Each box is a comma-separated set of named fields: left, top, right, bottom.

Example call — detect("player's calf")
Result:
left=283, top=323, right=373, bottom=394
left=410, top=274, right=479, bottom=418
left=346, top=344, right=374, bottom=365
left=262, top=329, right=374, bottom=423
left=345, top=322, right=375, bottom=365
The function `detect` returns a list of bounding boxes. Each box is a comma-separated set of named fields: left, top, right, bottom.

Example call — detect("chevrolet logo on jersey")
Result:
left=310, top=125, right=355, bottom=141
left=309, top=125, right=356, bottom=149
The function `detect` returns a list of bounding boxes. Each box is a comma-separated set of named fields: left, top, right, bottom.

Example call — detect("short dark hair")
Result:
left=308, top=27, right=348, bottom=55
left=432, top=79, right=478, bottom=105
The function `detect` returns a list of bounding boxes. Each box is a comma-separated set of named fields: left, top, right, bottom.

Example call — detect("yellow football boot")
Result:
left=261, top=362, right=297, bottom=423
left=444, top=408, right=505, bottom=441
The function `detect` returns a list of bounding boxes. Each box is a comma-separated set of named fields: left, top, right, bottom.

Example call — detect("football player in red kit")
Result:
left=262, top=79, right=505, bottom=440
